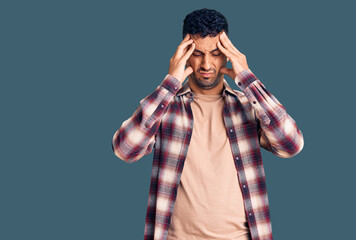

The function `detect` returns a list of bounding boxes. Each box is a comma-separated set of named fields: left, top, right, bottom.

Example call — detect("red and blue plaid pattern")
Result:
left=112, top=69, right=304, bottom=240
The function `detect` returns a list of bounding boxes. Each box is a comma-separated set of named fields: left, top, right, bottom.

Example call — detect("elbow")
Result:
left=111, top=125, right=156, bottom=163
left=272, top=131, right=304, bottom=159
left=111, top=131, right=139, bottom=164
left=112, top=143, right=132, bottom=163
left=272, top=145, right=303, bottom=158
left=112, top=142, right=140, bottom=164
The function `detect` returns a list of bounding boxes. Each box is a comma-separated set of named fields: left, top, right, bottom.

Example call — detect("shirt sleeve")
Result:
left=112, top=74, right=182, bottom=163
left=235, top=69, right=304, bottom=158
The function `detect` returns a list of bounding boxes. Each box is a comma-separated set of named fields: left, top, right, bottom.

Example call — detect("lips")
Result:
left=201, top=72, right=213, bottom=77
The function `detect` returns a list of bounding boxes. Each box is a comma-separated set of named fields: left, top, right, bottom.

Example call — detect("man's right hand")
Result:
left=168, top=34, right=195, bottom=84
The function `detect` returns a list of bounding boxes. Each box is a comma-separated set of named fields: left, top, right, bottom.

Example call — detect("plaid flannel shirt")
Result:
left=112, top=69, right=304, bottom=240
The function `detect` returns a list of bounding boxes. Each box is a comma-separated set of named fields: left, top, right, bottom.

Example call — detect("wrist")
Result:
left=234, top=69, right=258, bottom=91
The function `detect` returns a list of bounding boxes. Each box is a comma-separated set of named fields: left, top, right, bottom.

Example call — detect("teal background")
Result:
left=1, top=0, right=355, bottom=239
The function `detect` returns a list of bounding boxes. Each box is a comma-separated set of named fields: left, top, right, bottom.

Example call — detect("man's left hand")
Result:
left=217, top=31, right=249, bottom=80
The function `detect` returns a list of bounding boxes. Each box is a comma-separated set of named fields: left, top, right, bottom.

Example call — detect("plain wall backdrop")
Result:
left=1, top=0, right=355, bottom=239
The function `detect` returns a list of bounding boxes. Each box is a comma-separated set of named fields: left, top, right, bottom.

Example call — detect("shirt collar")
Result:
left=176, top=78, right=238, bottom=97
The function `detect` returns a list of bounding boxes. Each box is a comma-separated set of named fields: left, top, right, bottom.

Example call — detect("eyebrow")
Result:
left=194, top=48, right=220, bottom=54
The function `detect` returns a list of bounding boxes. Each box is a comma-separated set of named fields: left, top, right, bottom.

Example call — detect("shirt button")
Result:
left=253, top=101, right=256, bottom=104
left=249, top=212, right=252, bottom=216
left=243, top=184, right=246, bottom=188
left=161, top=104, right=164, bottom=108
left=174, top=87, right=177, bottom=90
left=235, top=157, right=239, bottom=160
left=229, top=129, right=233, bottom=132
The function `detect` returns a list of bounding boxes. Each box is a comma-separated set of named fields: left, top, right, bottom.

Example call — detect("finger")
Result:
left=171, top=37, right=192, bottom=62
left=219, top=66, right=234, bottom=79
left=182, top=42, right=195, bottom=61
left=177, top=40, right=194, bottom=58
left=219, top=66, right=231, bottom=74
left=218, top=36, right=237, bottom=58
left=183, top=66, right=194, bottom=80
left=180, top=33, right=192, bottom=45
left=220, top=32, right=241, bottom=54
left=217, top=40, right=233, bottom=59
left=174, top=34, right=192, bottom=56
left=179, top=38, right=193, bottom=50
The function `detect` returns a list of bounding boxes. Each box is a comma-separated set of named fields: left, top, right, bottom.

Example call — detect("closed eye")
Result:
left=193, top=52, right=221, bottom=57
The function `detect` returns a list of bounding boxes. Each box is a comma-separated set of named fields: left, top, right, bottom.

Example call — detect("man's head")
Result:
left=182, top=8, right=229, bottom=93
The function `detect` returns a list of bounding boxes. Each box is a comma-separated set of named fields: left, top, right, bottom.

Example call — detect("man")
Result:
left=112, top=8, right=304, bottom=240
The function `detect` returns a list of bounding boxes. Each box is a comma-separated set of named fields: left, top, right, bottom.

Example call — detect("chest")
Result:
left=156, top=95, right=260, bottom=166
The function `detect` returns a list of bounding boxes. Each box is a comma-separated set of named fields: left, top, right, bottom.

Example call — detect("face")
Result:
left=186, top=33, right=227, bottom=91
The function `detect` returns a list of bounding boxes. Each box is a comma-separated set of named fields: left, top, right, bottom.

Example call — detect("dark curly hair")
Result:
left=182, top=8, right=229, bottom=39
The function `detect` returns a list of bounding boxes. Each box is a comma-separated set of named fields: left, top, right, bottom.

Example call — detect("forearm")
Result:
left=112, top=74, right=182, bottom=163
left=235, top=69, right=304, bottom=158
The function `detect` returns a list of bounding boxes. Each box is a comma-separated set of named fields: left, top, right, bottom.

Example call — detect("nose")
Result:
left=200, top=55, right=212, bottom=71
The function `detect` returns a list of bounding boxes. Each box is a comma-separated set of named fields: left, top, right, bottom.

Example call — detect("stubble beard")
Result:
left=190, top=71, right=223, bottom=90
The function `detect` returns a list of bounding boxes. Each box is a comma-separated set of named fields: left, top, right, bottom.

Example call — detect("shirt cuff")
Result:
left=160, top=74, right=182, bottom=94
left=234, top=69, right=258, bottom=91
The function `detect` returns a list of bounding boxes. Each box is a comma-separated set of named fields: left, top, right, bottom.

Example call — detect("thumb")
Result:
left=219, top=67, right=234, bottom=78
left=183, top=66, right=194, bottom=80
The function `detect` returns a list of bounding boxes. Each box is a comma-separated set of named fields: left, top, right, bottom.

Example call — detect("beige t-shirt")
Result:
left=167, top=92, right=251, bottom=240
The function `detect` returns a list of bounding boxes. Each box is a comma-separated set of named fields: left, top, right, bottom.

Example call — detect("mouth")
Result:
left=200, top=72, right=213, bottom=77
